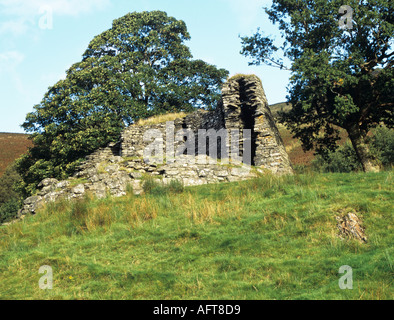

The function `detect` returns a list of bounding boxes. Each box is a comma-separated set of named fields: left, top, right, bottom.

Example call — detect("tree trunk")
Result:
left=346, top=124, right=380, bottom=173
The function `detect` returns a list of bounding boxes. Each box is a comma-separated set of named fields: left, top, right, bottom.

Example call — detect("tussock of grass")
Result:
left=135, top=112, right=189, bottom=126
left=0, top=171, right=392, bottom=300
left=142, top=177, right=184, bottom=196
left=228, top=73, right=258, bottom=81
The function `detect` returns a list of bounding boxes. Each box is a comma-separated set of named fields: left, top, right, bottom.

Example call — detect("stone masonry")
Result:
left=18, top=74, right=293, bottom=217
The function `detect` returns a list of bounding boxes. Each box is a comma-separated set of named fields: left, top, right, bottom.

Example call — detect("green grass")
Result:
left=135, top=112, right=190, bottom=126
left=0, top=171, right=393, bottom=300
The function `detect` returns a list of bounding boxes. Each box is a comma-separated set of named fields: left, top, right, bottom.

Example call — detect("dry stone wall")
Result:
left=18, top=74, right=293, bottom=218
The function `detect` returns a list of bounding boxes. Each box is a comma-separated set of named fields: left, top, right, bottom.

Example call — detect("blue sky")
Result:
left=0, top=0, right=290, bottom=133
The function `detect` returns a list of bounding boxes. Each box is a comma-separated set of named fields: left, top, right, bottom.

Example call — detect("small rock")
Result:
left=216, top=170, right=228, bottom=177
left=336, top=211, right=367, bottom=243
left=105, top=164, right=120, bottom=174
left=72, top=184, right=85, bottom=195
left=56, top=181, right=70, bottom=189
left=43, top=191, right=61, bottom=203
left=24, top=195, right=41, bottom=205
left=198, top=169, right=208, bottom=177
left=37, top=178, right=59, bottom=189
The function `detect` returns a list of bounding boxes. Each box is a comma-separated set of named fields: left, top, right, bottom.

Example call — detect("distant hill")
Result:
left=269, top=101, right=292, bottom=118
left=0, top=133, right=32, bottom=176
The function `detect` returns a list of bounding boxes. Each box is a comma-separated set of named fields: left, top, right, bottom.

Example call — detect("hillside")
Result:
left=269, top=103, right=349, bottom=167
left=268, top=102, right=293, bottom=118
left=0, top=133, right=32, bottom=176
left=0, top=171, right=392, bottom=299
left=278, top=124, right=349, bottom=167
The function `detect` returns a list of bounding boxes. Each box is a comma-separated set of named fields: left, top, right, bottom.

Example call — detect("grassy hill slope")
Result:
left=268, top=102, right=293, bottom=118
left=1, top=171, right=392, bottom=300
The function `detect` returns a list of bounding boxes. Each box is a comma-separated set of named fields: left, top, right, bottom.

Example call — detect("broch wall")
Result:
left=18, top=75, right=293, bottom=217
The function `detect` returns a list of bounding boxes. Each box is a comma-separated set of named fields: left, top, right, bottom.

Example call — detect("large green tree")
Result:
left=18, top=11, right=228, bottom=195
left=241, top=0, right=393, bottom=172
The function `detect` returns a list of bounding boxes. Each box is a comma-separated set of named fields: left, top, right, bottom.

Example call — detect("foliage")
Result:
left=17, top=11, right=228, bottom=196
left=312, top=141, right=362, bottom=173
left=0, top=163, right=23, bottom=223
left=241, top=0, right=393, bottom=172
left=0, top=200, right=21, bottom=224
left=313, top=126, right=394, bottom=172
left=0, top=163, right=22, bottom=206
left=370, top=126, right=394, bottom=168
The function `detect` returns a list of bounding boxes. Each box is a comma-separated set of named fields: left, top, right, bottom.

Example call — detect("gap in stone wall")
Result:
left=238, top=79, right=257, bottom=166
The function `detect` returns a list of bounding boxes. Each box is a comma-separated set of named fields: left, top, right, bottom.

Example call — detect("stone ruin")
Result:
left=18, top=74, right=293, bottom=217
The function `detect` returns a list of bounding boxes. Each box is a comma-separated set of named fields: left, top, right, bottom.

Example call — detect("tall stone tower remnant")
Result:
left=220, top=74, right=293, bottom=175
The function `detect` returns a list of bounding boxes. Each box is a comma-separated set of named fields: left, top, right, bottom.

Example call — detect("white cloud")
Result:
left=0, top=0, right=111, bottom=35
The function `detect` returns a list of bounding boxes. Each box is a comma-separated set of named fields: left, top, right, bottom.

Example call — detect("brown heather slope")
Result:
left=0, top=133, right=32, bottom=176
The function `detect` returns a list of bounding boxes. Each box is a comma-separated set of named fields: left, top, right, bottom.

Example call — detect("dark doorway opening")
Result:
left=238, top=80, right=257, bottom=166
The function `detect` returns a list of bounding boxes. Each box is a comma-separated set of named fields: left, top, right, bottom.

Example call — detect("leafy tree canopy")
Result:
left=241, top=0, right=393, bottom=172
left=18, top=11, right=228, bottom=195
left=0, top=162, right=22, bottom=206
